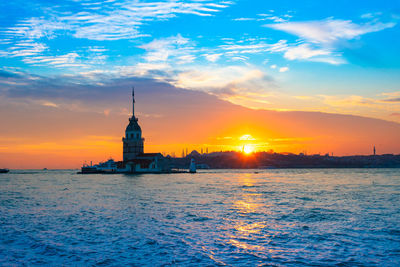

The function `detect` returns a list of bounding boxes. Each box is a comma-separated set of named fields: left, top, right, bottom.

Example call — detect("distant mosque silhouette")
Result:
left=121, top=87, right=170, bottom=172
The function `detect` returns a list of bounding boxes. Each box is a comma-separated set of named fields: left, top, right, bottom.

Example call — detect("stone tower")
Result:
left=122, top=87, right=144, bottom=161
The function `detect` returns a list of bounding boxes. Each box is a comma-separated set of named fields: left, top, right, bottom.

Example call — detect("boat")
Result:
left=78, top=159, right=117, bottom=174
left=79, top=166, right=103, bottom=174
left=0, top=169, right=9, bottom=173
left=95, top=159, right=118, bottom=173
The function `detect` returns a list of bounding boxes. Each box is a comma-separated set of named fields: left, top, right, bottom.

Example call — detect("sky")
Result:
left=0, top=0, right=400, bottom=168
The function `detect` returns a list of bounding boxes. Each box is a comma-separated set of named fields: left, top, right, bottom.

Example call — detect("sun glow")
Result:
left=243, top=144, right=254, bottom=154
left=239, top=134, right=256, bottom=154
left=240, top=134, right=256, bottom=141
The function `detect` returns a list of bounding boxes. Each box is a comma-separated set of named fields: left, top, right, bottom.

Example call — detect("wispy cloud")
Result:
left=233, top=18, right=255, bottom=21
left=219, top=39, right=287, bottom=55
left=1, top=67, right=400, bottom=124
left=175, top=66, right=265, bottom=90
left=381, top=97, right=400, bottom=103
left=283, top=43, right=345, bottom=65
left=8, top=41, right=48, bottom=57
left=1, top=18, right=66, bottom=59
left=361, top=12, right=383, bottom=19
left=391, top=112, right=400, bottom=118
left=1, top=0, right=232, bottom=68
left=319, top=93, right=400, bottom=116
left=22, top=52, right=87, bottom=68
left=4, top=17, right=66, bottom=40
left=5, top=1, right=231, bottom=41
left=41, top=101, right=59, bottom=108
left=233, top=13, right=291, bottom=23
left=379, top=91, right=400, bottom=103
left=87, top=46, right=108, bottom=53
left=257, top=13, right=290, bottom=23
left=265, top=18, right=396, bottom=64
left=266, top=18, right=395, bottom=44
left=279, top=66, right=289, bottom=72
left=171, top=65, right=278, bottom=107
left=139, top=34, right=194, bottom=63
left=220, top=43, right=269, bottom=54
left=204, top=53, right=222, bottom=62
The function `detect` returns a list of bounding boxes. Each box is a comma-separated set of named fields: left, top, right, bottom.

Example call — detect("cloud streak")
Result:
left=3, top=0, right=231, bottom=41
left=266, top=18, right=395, bottom=45
left=139, top=34, right=194, bottom=63
left=265, top=18, right=396, bottom=64
left=0, top=0, right=232, bottom=69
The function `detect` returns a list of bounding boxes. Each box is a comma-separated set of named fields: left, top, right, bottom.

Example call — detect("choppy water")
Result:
left=1, top=169, right=400, bottom=266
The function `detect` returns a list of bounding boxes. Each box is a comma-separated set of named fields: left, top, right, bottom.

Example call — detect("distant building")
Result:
left=126, top=153, right=171, bottom=173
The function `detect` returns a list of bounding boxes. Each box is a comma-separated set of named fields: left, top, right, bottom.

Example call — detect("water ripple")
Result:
left=0, top=169, right=399, bottom=265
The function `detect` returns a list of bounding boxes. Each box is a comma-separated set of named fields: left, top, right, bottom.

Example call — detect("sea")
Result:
left=0, top=169, right=399, bottom=266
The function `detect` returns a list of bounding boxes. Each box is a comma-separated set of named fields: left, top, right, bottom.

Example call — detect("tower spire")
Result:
left=132, top=86, right=135, bottom=118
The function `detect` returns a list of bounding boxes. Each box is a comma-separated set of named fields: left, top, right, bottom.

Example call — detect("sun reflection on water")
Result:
left=221, top=172, right=304, bottom=258
left=225, top=173, right=269, bottom=253
left=235, top=222, right=267, bottom=235
left=233, top=200, right=262, bottom=214
left=237, top=173, right=255, bottom=187
left=228, top=238, right=265, bottom=251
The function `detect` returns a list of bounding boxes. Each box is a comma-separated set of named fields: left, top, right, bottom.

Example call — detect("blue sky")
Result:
left=0, top=0, right=400, bottom=121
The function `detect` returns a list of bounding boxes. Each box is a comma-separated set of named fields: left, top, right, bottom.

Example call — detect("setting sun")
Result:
left=243, top=144, right=255, bottom=154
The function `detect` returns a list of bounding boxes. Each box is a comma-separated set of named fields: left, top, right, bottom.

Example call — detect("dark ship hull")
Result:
left=0, top=169, right=9, bottom=173
left=78, top=166, right=105, bottom=174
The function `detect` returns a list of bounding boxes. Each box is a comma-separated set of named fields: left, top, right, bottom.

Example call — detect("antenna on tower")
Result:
left=132, top=86, right=135, bottom=118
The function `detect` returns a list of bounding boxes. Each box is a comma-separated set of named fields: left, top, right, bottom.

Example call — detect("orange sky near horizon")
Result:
left=1, top=86, right=400, bottom=169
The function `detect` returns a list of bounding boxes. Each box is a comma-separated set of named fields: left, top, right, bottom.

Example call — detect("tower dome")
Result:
left=122, top=87, right=144, bottom=161
left=126, top=117, right=142, bottom=132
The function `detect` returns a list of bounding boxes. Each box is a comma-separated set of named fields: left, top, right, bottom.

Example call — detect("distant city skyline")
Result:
left=0, top=0, right=399, bottom=168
